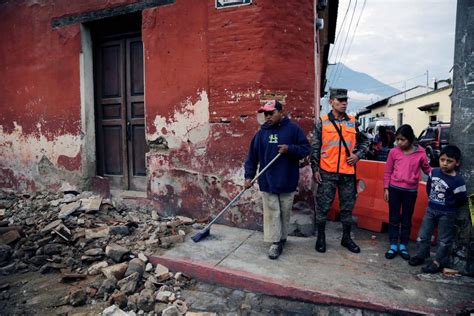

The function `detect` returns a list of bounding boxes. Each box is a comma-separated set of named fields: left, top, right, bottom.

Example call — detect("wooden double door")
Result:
left=94, top=36, right=147, bottom=191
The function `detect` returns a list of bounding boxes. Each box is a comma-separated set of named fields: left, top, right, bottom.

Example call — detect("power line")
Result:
left=329, top=0, right=358, bottom=85
left=333, top=0, right=367, bottom=84
left=328, top=0, right=352, bottom=61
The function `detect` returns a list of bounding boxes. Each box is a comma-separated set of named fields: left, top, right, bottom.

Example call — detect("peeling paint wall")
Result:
left=1, top=0, right=320, bottom=230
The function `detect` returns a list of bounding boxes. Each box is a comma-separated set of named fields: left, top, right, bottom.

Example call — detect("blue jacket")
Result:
left=244, top=116, right=310, bottom=193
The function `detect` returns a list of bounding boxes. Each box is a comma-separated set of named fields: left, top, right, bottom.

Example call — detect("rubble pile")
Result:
left=0, top=189, right=201, bottom=314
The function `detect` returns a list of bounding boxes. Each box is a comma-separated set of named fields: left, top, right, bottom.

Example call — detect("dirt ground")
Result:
left=0, top=272, right=109, bottom=315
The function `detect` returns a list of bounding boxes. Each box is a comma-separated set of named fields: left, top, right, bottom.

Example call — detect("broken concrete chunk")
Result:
left=85, top=226, right=110, bottom=239
left=176, top=216, right=195, bottom=225
left=58, top=201, right=81, bottom=219
left=88, top=261, right=109, bottom=275
left=40, top=219, right=62, bottom=234
left=101, top=262, right=128, bottom=280
left=117, top=272, right=140, bottom=294
left=124, top=258, right=145, bottom=278
left=138, top=252, right=148, bottom=263
left=154, top=263, right=170, bottom=281
left=156, top=290, right=173, bottom=303
left=105, top=243, right=129, bottom=262
left=0, top=230, right=20, bottom=245
left=101, top=304, right=129, bottom=316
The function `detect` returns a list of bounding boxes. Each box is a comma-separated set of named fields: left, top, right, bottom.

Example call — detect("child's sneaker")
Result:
left=421, top=260, right=442, bottom=273
left=408, top=256, right=425, bottom=266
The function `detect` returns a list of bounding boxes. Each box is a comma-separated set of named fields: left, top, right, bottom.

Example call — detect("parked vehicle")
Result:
left=417, top=121, right=450, bottom=166
left=365, top=118, right=396, bottom=140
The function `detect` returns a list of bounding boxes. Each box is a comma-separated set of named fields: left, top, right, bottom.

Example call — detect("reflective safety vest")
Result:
left=320, top=114, right=357, bottom=174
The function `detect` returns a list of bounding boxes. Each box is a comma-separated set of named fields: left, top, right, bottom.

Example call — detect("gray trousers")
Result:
left=261, top=192, right=296, bottom=243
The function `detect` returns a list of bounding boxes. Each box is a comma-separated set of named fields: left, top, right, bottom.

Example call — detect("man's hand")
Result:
left=384, top=188, right=389, bottom=202
left=244, top=179, right=253, bottom=189
left=347, top=153, right=359, bottom=166
left=277, top=144, right=288, bottom=154
left=313, top=171, right=322, bottom=184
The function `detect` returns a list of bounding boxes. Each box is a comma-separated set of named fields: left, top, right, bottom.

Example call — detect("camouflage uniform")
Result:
left=311, top=116, right=369, bottom=225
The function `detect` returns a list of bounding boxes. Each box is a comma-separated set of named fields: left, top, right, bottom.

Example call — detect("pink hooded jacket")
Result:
left=383, top=145, right=432, bottom=190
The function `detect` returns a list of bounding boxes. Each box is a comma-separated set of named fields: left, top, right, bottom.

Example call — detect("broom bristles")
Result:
left=191, top=227, right=210, bottom=242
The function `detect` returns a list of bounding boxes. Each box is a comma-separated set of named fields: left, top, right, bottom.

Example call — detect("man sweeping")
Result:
left=244, top=100, right=310, bottom=259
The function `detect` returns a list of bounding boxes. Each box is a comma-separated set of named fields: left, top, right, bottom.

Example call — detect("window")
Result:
left=397, top=110, right=403, bottom=126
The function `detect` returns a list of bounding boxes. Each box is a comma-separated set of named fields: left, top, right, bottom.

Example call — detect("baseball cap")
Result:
left=258, top=100, right=283, bottom=113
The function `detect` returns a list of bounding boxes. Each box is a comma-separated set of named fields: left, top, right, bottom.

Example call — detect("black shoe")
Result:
left=268, top=242, right=283, bottom=260
left=341, top=224, right=360, bottom=253
left=399, top=249, right=410, bottom=260
left=385, top=249, right=397, bottom=259
left=408, top=256, right=425, bottom=266
left=315, top=223, right=326, bottom=253
left=422, top=261, right=442, bottom=274
left=280, top=238, right=287, bottom=245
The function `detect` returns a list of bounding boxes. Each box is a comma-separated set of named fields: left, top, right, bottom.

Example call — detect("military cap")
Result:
left=329, top=88, right=348, bottom=99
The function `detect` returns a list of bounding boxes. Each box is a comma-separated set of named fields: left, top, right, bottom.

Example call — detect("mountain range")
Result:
left=323, top=63, right=400, bottom=114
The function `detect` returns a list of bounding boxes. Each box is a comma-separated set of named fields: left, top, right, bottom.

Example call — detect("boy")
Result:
left=408, top=145, right=467, bottom=273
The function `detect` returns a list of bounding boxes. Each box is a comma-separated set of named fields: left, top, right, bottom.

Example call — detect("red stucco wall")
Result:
left=0, top=0, right=320, bottom=229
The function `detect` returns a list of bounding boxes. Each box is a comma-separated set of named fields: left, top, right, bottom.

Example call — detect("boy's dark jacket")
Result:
left=244, top=116, right=310, bottom=193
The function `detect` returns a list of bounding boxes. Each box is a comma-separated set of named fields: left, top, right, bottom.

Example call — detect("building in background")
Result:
left=357, top=81, right=452, bottom=136
left=0, top=0, right=338, bottom=230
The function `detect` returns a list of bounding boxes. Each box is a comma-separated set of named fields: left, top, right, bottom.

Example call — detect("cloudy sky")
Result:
left=328, top=0, right=457, bottom=92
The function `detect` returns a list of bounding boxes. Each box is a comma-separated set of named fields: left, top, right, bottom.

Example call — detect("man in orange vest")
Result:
left=310, top=88, right=369, bottom=253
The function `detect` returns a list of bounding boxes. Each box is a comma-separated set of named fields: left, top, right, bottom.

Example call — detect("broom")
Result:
left=191, top=153, right=282, bottom=242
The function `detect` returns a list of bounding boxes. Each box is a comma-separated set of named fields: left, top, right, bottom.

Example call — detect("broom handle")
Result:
left=204, top=153, right=282, bottom=228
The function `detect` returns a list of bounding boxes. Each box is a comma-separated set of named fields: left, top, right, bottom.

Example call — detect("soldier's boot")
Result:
left=315, top=223, right=326, bottom=253
left=341, top=224, right=360, bottom=253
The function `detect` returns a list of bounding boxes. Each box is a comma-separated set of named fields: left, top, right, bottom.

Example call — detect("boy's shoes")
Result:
left=421, top=260, right=442, bottom=274
left=408, top=256, right=425, bottom=266
left=268, top=242, right=283, bottom=260
left=385, top=249, right=397, bottom=259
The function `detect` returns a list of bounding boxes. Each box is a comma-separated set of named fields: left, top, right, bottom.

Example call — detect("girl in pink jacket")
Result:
left=383, top=124, right=432, bottom=260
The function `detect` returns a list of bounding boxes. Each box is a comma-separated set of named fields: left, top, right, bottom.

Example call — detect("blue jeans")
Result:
left=414, top=207, right=457, bottom=267
left=388, top=186, right=417, bottom=245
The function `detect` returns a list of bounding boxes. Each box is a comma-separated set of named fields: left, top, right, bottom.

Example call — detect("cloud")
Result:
left=348, top=90, right=383, bottom=102
left=331, top=0, right=456, bottom=88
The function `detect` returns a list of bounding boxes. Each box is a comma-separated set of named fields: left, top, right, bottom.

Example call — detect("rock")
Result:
left=101, top=262, right=128, bottom=280
left=127, top=293, right=140, bottom=312
left=105, top=244, right=129, bottom=262
left=109, top=291, right=127, bottom=309
left=60, top=273, right=87, bottom=283
left=39, top=262, right=66, bottom=274
left=156, top=290, right=173, bottom=303
left=173, top=299, right=188, bottom=314
left=161, top=305, right=180, bottom=316
left=110, top=225, right=130, bottom=236
left=88, top=261, right=109, bottom=275
left=125, top=258, right=145, bottom=278
left=29, top=255, right=49, bottom=267
left=0, top=230, right=21, bottom=245
left=154, top=303, right=168, bottom=315
left=159, top=235, right=184, bottom=247
left=97, top=278, right=117, bottom=298
left=137, top=289, right=155, bottom=312
left=117, top=272, right=140, bottom=294
left=52, top=224, right=72, bottom=241
left=0, top=244, right=12, bottom=264
left=176, top=216, right=195, bottom=225
left=58, top=201, right=81, bottom=219
left=85, top=226, right=110, bottom=239
left=137, top=252, right=148, bottom=263
left=40, top=219, right=62, bottom=234
left=145, top=262, right=153, bottom=272
left=80, top=196, right=102, bottom=212
left=69, top=289, right=87, bottom=306
left=101, top=305, right=129, bottom=316
left=154, top=263, right=169, bottom=280
left=0, top=262, right=16, bottom=275
left=84, top=248, right=104, bottom=256
left=42, top=243, right=63, bottom=255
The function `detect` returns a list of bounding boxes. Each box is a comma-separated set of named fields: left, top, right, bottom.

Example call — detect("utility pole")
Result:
left=426, top=70, right=429, bottom=90
left=451, top=0, right=474, bottom=274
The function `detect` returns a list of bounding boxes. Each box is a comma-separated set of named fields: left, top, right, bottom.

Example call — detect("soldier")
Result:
left=310, top=88, right=369, bottom=253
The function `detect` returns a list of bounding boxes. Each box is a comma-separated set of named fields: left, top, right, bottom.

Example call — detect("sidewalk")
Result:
left=149, top=222, right=474, bottom=315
